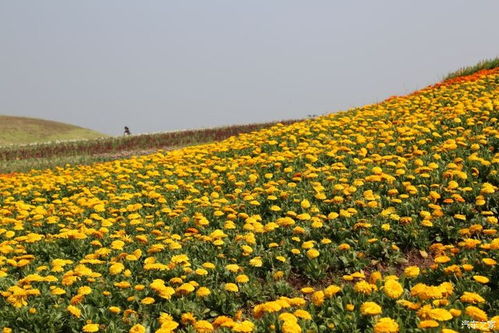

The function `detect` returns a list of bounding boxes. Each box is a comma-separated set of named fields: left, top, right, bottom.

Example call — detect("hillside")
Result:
left=0, top=115, right=107, bottom=145
left=0, top=120, right=299, bottom=174
left=0, top=68, right=498, bottom=332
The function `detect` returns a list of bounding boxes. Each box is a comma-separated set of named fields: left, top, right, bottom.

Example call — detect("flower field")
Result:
left=0, top=68, right=498, bottom=332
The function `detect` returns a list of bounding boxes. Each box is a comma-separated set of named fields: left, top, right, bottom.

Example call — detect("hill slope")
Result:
left=0, top=68, right=497, bottom=332
left=0, top=115, right=107, bottom=145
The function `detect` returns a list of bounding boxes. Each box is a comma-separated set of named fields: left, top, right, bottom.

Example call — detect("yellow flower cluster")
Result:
left=0, top=68, right=497, bottom=331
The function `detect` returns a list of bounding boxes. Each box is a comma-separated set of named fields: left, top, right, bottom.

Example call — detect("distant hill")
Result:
left=0, top=115, right=108, bottom=146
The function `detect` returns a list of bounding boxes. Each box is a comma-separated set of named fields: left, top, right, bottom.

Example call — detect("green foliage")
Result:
left=443, top=57, right=499, bottom=81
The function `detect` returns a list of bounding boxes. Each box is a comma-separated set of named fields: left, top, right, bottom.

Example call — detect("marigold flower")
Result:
left=231, top=320, right=255, bottom=332
left=82, top=323, right=99, bottom=332
left=383, top=279, right=404, bottom=299
left=311, top=291, right=324, bottom=306
left=194, top=320, right=214, bottom=332
left=465, top=306, right=488, bottom=321
left=403, top=266, right=420, bottom=278
left=324, top=284, right=341, bottom=297
left=108, top=306, right=121, bottom=314
left=354, top=280, right=376, bottom=295
left=428, top=308, right=452, bottom=321
left=281, top=320, right=301, bottom=333
left=67, top=305, right=81, bottom=318
left=338, top=243, right=351, bottom=250
left=418, top=320, right=439, bottom=328
left=472, top=275, right=489, bottom=284
left=373, top=317, right=399, bottom=333
left=141, top=297, right=155, bottom=305
left=129, top=324, right=146, bottom=333
left=224, top=283, right=239, bottom=292
left=293, top=309, right=312, bottom=320
left=109, top=263, right=125, bottom=275
left=360, top=302, right=382, bottom=316
left=306, top=249, right=319, bottom=259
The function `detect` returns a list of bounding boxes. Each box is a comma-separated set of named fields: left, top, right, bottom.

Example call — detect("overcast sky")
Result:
left=1, top=1, right=498, bottom=135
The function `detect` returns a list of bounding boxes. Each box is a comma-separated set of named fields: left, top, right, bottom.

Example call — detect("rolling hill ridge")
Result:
left=0, top=115, right=107, bottom=145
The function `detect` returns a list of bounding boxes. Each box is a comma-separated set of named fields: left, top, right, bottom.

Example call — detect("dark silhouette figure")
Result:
left=124, top=126, right=131, bottom=136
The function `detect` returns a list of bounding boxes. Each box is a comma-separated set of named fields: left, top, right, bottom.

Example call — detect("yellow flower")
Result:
left=50, top=287, right=66, bottom=295
left=114, top=281, right=131, bottom=289
left=472, top=275, right=489, bottom=284
left=276, top=256, right=286, bottom=262
left=231, top=320, right=255, bottom=332
left=354, top=280, right=376, bottom=295
left=225, top=264, right=240, bottom=272
left=396, top=300, right=420, bottom=310
left=194, top=320, right=214, bottom=332
left=82, top=323, right=99, bottom=332
left=465, top=306, right=487, bottom=321
left=369, top=271, right=382, bottom=283
left=460, top=291, right=485, bottom=304
left=110, top=240, right=125, bottom=250
left=141, top=297, right=155, bottom=305
left=311, top=291, right=324, bottom=306
left=434, top=255, right=451, bottom=264
left=373, top=317, right=399, bottom=333
left=482, top=258, right=496, bottom=266
left=324, top=284, right=341, bottom=297
left=129, top=324, right=146, bottom=333
left=418, top=320, right=439, bottom=328
left=278, top=312, right=298, bottom=323
left=249, top=257, right=263, bottom=267
left=481, top=182, right=496, bottom=194
left=77, top=286, right=92, bottom=295
left=428, top=308, right=452, bottom=321
left=203, top=262, right=216, bottom=269
left=490, top=316, right=499, bottom=330
left=383, top=279, right=403, bottom=299
left=281, top=320, right=301, bottom=333
left=403, top=266, right=420, bottom=278
left=338, top=243, right=351, bottom=250
left=300, top=287, right=314, bottom=294
left=236, top=274, right=249, bottom=283
left=196, top=287, right=211, bottom=297
left=306, top=249, right=319, bottom=259
left=293, top=309, right=312, bottom=320
left=109, top=263, right=125, bottom=275
left=224, top=283, right=239, bottom=292
left=360, top=302, right=382, bottom=316
left=297, top=213, right=311, bottom=220
left=67, top=305, right=81, bottom=318
left=212, top=316, right=234, bottom=328
left=108, top=306, right=121, bottom=314
left=174, top=282, right=194, bottom=294
left=181, top=312, right=196, bottom=324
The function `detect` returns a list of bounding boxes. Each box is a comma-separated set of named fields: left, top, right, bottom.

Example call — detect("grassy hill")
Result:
left=0, top=115, right=107, bottom=145
left=0, top=64, right=497, bottom=332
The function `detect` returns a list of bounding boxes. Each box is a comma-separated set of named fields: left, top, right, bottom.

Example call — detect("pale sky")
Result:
left=1, top=1, right=498, bottom=135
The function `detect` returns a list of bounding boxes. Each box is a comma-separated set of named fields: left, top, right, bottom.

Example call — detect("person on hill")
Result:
left=124, top=126, right=131, bottom=136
